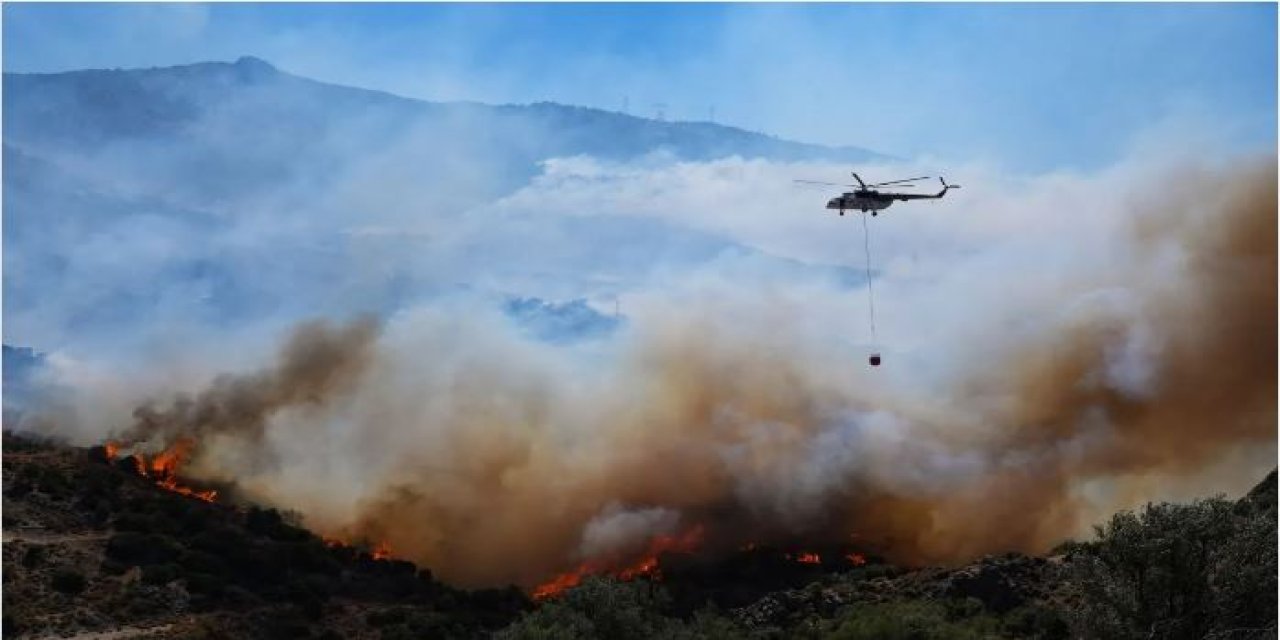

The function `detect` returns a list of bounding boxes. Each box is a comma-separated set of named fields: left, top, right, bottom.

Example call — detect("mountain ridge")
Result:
left=3, top=54, right=885, bottom=353
left=3, top=55, right=886, bottom=163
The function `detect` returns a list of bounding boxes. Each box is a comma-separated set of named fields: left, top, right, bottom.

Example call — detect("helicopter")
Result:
left=795, top=173, right=960, bottom=216
left=792, top=171, right=961, bottom=368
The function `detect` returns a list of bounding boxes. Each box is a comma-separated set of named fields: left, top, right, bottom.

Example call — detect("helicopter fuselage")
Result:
left=826, top=190, right=892, bottom=214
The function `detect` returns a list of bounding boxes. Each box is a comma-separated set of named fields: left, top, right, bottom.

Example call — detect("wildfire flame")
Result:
left=532, top=525, right=705, bottom=600
left=155, top=476, right=218, bottom=502
left=147, top=438, right=193, bottom=477
left=102, top=438, right=217, bottom=503
left=846, top=552, right=867, bottom=566
left=796, top=552, right=821, bottom=565
left=532, top=564, right=590, bottom=600
left=319, top=535, right=396, bottom=562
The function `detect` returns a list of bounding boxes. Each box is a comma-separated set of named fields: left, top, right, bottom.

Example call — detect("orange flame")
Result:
left=532, top=525, right=705, bottom=600
left=372, top=541, right=392, bottom=560
left=106, top=438, right=217, bottom=503
left=156, top=476, right=218, bottom=502
left=147, top=438, right=194, bottom=477
left=796, top=552, right=821, bottom=565
left=846, top=552, right=867, bottom=566
left=532, top=563, right=591, bottom=600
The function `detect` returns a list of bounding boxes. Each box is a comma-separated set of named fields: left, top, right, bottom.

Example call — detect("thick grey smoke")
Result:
left=57, top=154, right=1273, bottom=588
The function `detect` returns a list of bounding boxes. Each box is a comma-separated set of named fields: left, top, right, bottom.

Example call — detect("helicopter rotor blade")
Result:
left=793, top=179, right=858, bottom=187
left=868, top=176, right=931, bottom=187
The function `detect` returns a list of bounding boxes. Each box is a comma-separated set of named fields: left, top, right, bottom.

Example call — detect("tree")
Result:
left=1066, top=494, right=1276, bottom=640
left=496, top=578, right=681, bottom=640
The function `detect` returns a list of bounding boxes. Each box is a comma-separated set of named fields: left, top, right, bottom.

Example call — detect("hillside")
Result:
left=2, top=56, right=883, bottom=213
left=3, top=57, right=883, bottom=167
left=3, top=57, right=880, bottom=353
left=2, top=432, right=526, bottom=639
left=4, top=431, right=1274, bottom=639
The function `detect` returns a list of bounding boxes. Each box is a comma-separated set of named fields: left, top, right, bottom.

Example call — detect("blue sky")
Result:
left=4, top=2, right=1275, bottom=169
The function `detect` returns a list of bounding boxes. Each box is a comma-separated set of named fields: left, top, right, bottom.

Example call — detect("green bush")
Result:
left=1065, top=494, right=1276, bottom=640
left=496, top=578, right=680, bottom=640
left=1000, top=604, right=1069, bottom=640
left=684, top=607, right=747, bottom=640
left=826, top=600, right=1001, bottom=640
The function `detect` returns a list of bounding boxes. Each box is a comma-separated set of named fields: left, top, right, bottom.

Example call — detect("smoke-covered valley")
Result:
left=4, top=58, right=1275, bottom=590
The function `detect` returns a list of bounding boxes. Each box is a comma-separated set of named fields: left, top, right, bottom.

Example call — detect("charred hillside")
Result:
left=3, top=430, right=1274, bottom=639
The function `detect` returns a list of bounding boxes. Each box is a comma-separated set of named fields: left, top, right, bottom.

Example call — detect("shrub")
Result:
left=826, top=600, right=1001, bottom=640
left=367, top=608, right=409, bottom=627
left=106, top=532, right=180, bottom=565
left=50, top=570, right=87, bottom=595
left=246, top=507, right=309, bottom=542
left=2, top=612, right=26, bottom=638
left=1000, top=604, right=1069, bottom=640
left=1065, top=495, right=1276, bottom=640
left=178, top=550, right=225, bottom=576
left=184, top=572, right=226, bottom=598
left=21, top=546, right=45, bottom=569
left=6, top=481, right=32, bottom=498
left=684, top=607, right=746, bottom=640
left=496, top=577, right=679, bottom=640
left=143, top=563, right=183, bottom=586
left=113, top=512, right=158, bottom=533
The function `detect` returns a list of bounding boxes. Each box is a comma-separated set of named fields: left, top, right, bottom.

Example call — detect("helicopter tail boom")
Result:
left=936, top=177, right=962, bottom=197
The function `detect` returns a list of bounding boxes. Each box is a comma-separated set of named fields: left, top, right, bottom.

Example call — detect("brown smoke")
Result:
left=119, top=316, right=378, bottom=456
left=114, top=158, right=1276, bottom=588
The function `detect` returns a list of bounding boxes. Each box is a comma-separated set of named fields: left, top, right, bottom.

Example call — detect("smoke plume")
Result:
left=36, top=156, right=1278, bottom=588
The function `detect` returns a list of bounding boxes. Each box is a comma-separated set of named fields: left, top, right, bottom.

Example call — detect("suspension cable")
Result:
left=861, top=211, right=878, bottom=343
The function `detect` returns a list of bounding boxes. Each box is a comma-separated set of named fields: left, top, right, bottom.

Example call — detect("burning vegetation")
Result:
left=99, top=438, right=217, bottom=503
left=532, top=523, right=879, bottom=603
left=533, top=525, right=707, bottom=599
